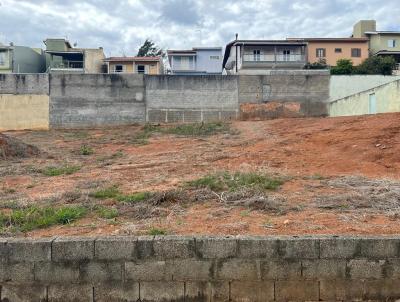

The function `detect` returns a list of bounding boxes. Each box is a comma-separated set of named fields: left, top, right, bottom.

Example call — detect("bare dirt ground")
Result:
left=1, top=113, right=400, bottom=238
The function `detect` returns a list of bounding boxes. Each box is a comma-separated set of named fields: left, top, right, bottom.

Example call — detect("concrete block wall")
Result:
left=145, top=75, right=239, bottom=123
left=238, top=71, right=330, bottom=117
left=49, top=74, right=146, bottom=128
left=2, top=236, right=400, bottom=301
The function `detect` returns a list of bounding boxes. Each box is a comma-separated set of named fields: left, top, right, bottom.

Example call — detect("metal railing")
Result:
left=50, top=61, right=84, bottom=69
left=243, top=54, right=305, bottom=62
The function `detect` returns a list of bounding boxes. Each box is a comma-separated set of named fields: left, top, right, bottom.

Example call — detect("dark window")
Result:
left=137, top=65, right=145, bottom=73
left=335, top=48, right=342, bottom=53
left=316, top=48, right=326, bottom=58
left=114, top=65, right=123, bottom=72
left=351, top=48, right=361, bottom=57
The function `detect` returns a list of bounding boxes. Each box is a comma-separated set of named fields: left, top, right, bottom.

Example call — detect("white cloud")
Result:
left=0, top=0, right=399, bottom=56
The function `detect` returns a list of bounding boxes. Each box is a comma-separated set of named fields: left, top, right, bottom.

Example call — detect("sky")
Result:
left=0, top=0, right=399, bottom=57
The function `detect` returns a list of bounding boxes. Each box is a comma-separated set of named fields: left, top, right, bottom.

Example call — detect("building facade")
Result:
left=44, top=38, right=105, bottom=73
left=293, top=38, right=369, bottom=66
left=223, top=40, right=307, bottom=75
left=104, top=56, right=163, bottom=74
left=353, top=20, right=400, bottom=66
left=167, top=47, right=222, bottom=75
left=0, top=44, right=45, bottom=73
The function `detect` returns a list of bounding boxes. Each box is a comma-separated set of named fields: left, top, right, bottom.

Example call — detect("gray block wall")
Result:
left=145, top=75, right=239, bottom=123
left=1, top=236, right=400, bottom=301
left=49, top=74, right=146, bottom=128
left=238, top=71, right=330, bottom=117
left=0, top=73, right=49, bottom=95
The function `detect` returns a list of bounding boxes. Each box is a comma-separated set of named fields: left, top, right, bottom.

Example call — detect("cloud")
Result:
left=0, top=0, right=399, bottom=56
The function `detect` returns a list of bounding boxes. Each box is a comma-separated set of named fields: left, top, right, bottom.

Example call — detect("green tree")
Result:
left=304, top=58, right=328, bottom=70
left=355, top=56, right=396, bottom=75
left=137, top=39, right=164, bottom=57
left=330, top=59, right=354, bottom=75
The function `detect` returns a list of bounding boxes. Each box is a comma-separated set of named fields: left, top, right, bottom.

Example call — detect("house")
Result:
left=103, top=56, right=163, bottom=74
left=222, top=40, right=307, bottom=75
left=288, top=38, right=369, bottom=66
left=44, top=38, right=105, bottom=73
left=0, top=43, right=45, bottom=73
left=353, top=20, right=400, bottom=68
left=167, top=47, right=222, bottom=75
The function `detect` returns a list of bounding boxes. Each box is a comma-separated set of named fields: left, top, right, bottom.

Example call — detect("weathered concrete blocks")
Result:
left=196, top=236, right=237, bottom=259
left=80, top=261, right=123, bottom=283
left=261, top=260, right=301, bottom=280
left=185, top=281, right=229, bottom=302
left=140, top=281, right=184, bottom=301
left=319, top=236, right=360, bottom=259
left=7, top=238, right=52, bottom=262
left=153, top=236, right=196, bottom=259
left=216, top=259, right=260, bottom=281
left=320, top=279, right=364, bottom=301
left=167, top=259, right=213, bottom=281
left=230, top=281, right=274, bottom=302
left=360, top=237, right=400, bottom=259
left=236, top=236, right=278, bottom=258
left=364, top=279, right=400, bottom=300
left=1, top=284, right=47, bottom=302
left=48, top=284, right=93, bottom=302
left=347, top=259, right=386, bottom=279
left=125, top=261, right=166, bottom=281
left=34, top=261, right=79, bottom=283
left=277, top=237, right=319, bottom=259
left=275, top=280, right=319, bottom=301
left=0, top=262, right=34, bottom=282
left=302, top=259, right=347, bottom=279
left=52, top=237, right=94, bottom=261
left=94, top=283, right=139, bottom=302
left=95, top=237, right=137, bottom=260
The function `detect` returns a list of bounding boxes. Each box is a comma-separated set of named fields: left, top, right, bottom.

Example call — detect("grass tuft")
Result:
left=0, top=205, right=87, bottom=232
left=186, top=171, right=284, bottom=192
left=164, top=122, right=230, bottom=137
left=41, top=165, right=81, bottom=177
left=89, top=186, right=120, bottom=199
left=96, top=206, right=118, bottom=219
left=79, top=144, right=94, bottom=156
left=148, top=227, right=167, bottom=236
left=116, top=192, right=152, bottom=203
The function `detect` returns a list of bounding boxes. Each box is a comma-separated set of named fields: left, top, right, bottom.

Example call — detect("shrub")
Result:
left=354, top=56, right=396, bottom=75
left=330, top=59, right=354, bottom=75
left=304, top=59, right=328, bottom=70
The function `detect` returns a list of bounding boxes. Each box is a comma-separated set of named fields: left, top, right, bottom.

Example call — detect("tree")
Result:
left=330, top=59, right=354, bottom=75
left=137, top=39, right=164, bottom=57
left=354, top=56, right=396, bottom=75
left=304, top=58, right=328, bottom=70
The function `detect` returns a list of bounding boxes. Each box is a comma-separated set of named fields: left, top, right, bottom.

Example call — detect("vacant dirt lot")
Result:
left=1, top=113, right=400, bottom=237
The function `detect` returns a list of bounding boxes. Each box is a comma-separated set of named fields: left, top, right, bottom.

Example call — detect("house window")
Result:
left=335, top=48, right=342, bottom=53
left=0, top=51, right=8, bottom=66
left=316, top=48, right=326, bottom=58
left=388, top=40, right=396, bottom=48
left=351, top=48, right=361, bottom=57
left=253, top=50, right=261, bottom=61
left=114, top=65, right=124, bottom=72
left=210, top=55, right=220, bottom=60
left=137, top=65, right=145, bottom=74
left=283, top=49, right=291, bottom=61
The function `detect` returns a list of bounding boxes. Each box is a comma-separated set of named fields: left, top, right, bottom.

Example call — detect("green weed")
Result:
left=148, top=227, right=167, bottom=236
left=41, top=165, right=81, bottom=177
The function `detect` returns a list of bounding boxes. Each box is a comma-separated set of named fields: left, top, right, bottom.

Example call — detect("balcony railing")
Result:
left=243, top=54, right=305, bottom=63
left=50, top=61, right=84, bottom=69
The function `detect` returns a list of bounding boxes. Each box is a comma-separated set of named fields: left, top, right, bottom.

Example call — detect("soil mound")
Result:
left=0, top=133, right=40, bottom=159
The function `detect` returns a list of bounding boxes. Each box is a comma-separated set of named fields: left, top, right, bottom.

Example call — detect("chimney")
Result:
left=235, top=33, right=238, bottom=41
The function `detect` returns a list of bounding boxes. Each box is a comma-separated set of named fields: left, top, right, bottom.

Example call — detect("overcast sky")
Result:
left=0, top=0, right=399, bottom=56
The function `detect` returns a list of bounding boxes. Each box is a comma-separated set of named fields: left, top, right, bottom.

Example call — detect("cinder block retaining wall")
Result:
left=1, top=236, right=400, bottom=301
left=0, top=73, right=330, bottom=130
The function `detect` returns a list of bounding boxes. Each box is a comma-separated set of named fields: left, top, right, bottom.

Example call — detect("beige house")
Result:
left=353, top=20, right=400, bottom=68
left=292, top=38, right=369, bottom=66
left=104, top=56, right=163, bottom=74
